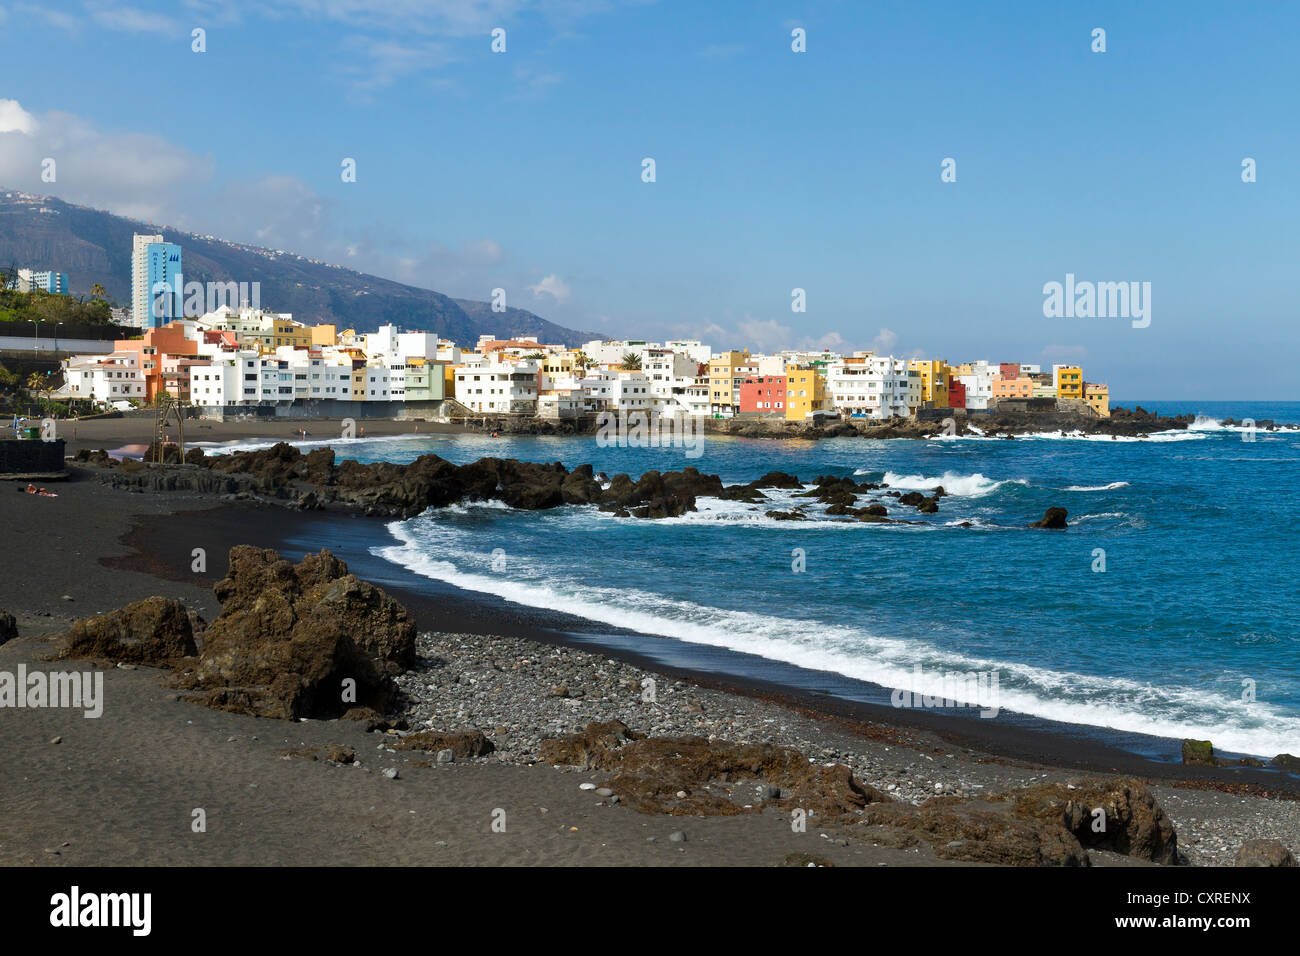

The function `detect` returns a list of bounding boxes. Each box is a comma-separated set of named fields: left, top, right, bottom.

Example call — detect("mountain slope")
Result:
left=0, top=191, right=596, bottom=346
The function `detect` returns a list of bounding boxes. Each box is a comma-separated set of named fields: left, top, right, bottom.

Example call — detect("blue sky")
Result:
left=1, top=0, right=1296, bottom=398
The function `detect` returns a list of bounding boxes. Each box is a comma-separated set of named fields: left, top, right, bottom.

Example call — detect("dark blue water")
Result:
left=208, top=402, right=1300, bottom=758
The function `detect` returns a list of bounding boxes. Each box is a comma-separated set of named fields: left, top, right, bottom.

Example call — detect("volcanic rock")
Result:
left=57, top=596, right=199, bottom=665
left=539, top=720, right=890, bottom=817
left=177, top=546, right=415, bottom=719
left=395, top=729, right=496, bottom=759
left=1029, top=507, right=1068, bottom=529
left=1233, top=839, right=1297, bottom=867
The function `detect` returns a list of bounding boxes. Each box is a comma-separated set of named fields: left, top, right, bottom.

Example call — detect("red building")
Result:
left=947, top=379, right=967, bottom=410
left=999, top=362, right=1020, bottom=381
left=739, top=376, right=787, bottom=414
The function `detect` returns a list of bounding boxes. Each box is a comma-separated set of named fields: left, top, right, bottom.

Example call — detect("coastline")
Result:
left=112, top=488, right=1300, bottom=794
left=39, top=401, right=1296, bottom=460
left=3, top=472, right=1298, bottom=865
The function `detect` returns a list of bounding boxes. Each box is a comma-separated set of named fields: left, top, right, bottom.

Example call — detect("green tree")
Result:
left=619, top=352, right=642, bottom=371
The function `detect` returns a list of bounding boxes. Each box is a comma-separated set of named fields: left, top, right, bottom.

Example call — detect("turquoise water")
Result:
left=214, top=402, right=1300, bottom=758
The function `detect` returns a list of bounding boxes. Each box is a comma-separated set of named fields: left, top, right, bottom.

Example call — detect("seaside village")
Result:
left=51, top=234, right=1110, bottom=423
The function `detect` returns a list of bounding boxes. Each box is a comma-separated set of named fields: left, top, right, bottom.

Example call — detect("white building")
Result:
left=454, top=357, right=540, bottom=413
left=60, top=352, right=147, bottom=404
left=131, top=233, right=163, bottom=328
left=955, top=361, right=997, bottom=410
left=826, top=355, right=917, bottom=419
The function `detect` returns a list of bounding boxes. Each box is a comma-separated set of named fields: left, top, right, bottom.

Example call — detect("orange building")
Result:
left=112, top=322, right=201, bottom=401
left=992, top=376, right=1034, bottom=400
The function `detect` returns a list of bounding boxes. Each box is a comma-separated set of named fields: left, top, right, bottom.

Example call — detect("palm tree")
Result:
left=26, top=372, right=51, bottom=416
left=619, top=352, right=642, bottom=371
left=574, top=351, right=591, bottom=375
left=90, top=283, right=107, bottom=300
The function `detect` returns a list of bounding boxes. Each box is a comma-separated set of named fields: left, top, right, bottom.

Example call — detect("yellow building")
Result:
left=311, top=324, right=338, bottom=347
left=1054, top=365, right=1084, bottom=400
left=708, top=350, right=749, bottom=416
left=784, top=365, right=826, bottom=421
left=1085, top=382, right=1110, bottom=417
left=908, top=359, right=950, bottom=409
left=541, top=351, right=577, bottom=380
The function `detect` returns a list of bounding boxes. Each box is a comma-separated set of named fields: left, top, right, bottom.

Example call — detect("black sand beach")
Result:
left=2, top=467, right=1299, bottom=867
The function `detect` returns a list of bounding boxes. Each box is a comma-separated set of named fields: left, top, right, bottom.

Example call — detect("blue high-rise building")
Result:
left=145, top=242, right=183, bottom=327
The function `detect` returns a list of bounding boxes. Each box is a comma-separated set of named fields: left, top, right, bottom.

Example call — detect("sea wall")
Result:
left=0, top=438, right=66, bottom=475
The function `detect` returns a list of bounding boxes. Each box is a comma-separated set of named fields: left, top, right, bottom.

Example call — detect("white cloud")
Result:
left=0, top=99, right=37, bottom=135
left=871, top=327, right=898, bottom=352
left=0, top=102, right=213, bottom=222
left=529, top=273, right=571, bottom=302
left=86, top=2, right=183, bottom=34
left=734, top=314, right=794, bottom=352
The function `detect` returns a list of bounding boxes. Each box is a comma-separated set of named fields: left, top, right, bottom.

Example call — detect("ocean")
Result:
left=219, top=401, right=1300, bottom=761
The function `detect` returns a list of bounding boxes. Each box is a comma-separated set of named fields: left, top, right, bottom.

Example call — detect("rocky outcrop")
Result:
left=1181, top=738, right=1215, bottom=766
left=1269, top=753, right=1300, bottom=772
left=860, top=796, right=1091, bottom=866
left=176, top=546, right=417, bottom=719
left=82, top=444, right=728, bottom=522
left=1233, top=839, right=1297, bottom=867
left=860, top=776, right=1180, bottom=866
left=56, top=596, right=199, bottom=665
left=0, top=609, right=16, bottom=646
left=394, top=729, right=495, bottom=759
left=540, top=720, right=891, bottom=817
left=1029, top=507, right=1068, bottom=529
left=1008, top=777, right=1181, bottom=864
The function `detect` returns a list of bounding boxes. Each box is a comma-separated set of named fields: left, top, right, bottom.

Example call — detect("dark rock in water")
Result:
left=821, top=423, right=859, bottom=438
left=1029, top=507, right=1068, bottom=529
left=176, top=546, right=415, bottom=720
left=1270, top=753, right=1300, bottom=772
left=917, top=499, right=939, bottom=514
left=395, top=729, right=495, bottom=759
left=57, top=597, right=199, bottom=664
left=750, top=471, right=802, bottom=489
left=899, top=491, right=926, bottom=506
left=819, top=489, right=858, bottom=507
left=0, top=609, right=16, bottom=646
left=1233, top=839, right=1297, bottom=867
left=718, top=484, right=766, bottom=503
left=859, top=504, right=889, bottom=517
left=1181, top=738, right=1215, bottom=766
left=764, top=510, right=806, bottom=521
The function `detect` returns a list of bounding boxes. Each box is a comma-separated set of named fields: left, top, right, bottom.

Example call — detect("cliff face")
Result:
left=0, top=192, right=596, bottom=344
